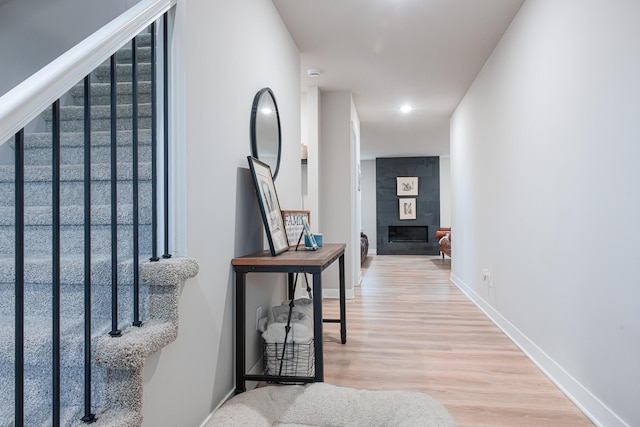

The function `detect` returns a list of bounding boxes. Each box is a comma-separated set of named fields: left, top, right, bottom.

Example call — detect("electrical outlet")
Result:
left=256, top=307, right=262, bottom=331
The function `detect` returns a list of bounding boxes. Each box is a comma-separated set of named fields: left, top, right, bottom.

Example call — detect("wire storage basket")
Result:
left=263, top=339, right=315, bottom=378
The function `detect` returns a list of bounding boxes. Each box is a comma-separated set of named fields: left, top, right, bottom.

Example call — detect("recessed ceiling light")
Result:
left=400, top=105, right=413, bottom=113
left=306, top=68, right=322, bottom=77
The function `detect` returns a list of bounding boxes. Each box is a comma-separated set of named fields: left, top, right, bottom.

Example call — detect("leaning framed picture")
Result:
left=399, top=198, right=416, bottom=220
left=247, top=156, right=289, bottom=256
left=282, top=210, right=311, bottom=247
left=396, top=176, right=418, bottom=196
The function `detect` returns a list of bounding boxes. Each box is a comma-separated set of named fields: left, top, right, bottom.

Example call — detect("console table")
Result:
left=232, top=243, right=347, bottom=393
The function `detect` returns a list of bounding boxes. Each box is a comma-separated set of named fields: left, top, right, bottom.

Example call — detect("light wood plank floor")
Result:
left=321, top=255, right=594, bottom=427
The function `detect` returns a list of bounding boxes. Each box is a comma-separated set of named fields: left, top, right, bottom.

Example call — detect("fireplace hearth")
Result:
left=388, top=226, right=428, bottom=243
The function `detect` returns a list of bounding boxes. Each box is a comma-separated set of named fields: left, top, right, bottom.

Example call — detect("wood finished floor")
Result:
left=321, top=255, right=594, bottom=427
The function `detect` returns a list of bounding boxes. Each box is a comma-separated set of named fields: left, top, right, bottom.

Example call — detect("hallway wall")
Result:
left=451, top=1, right=640, bottom=425
left=140, top=2, right=301, bottom=425
left=0, top=0, right=140, bottom=96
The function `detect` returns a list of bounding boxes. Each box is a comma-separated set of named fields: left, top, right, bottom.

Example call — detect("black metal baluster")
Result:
left=52, top=100, right=61, bottom=427
left=109, top=55, right=121, bottom=337
left=150, top=22, right=159, bottom=262
left=132, top=37, right=142, bottom=327
left=14, top=129, right=25, bottom=427
left=81, top=75, right=96, bottom=424
left=162, top=12, right=171, bottom=259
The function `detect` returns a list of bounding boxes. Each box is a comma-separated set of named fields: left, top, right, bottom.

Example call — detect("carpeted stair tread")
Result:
left=0, top=161, right=152, bottom=183
left=0, top=280, right=150, bottom=322
left=42, top=108, right=152, bottom=133
left=0, top=400, right=133, bottom=427
left=113, top=45, right=152, bottom=62
left=92, top=63, right=152, bottom=84
left=19, top=144, right=153, bottom=166
left=0, top=315, right=111, bottom=366
left=95, top=320, right=176, bottom=369
left=42, top=103, right=152, bottom=123
left=0, top=400, right=141, bottom=426
left=0, top=255, right=138, bottom=284
left=0, top=224, right=153, bottom=257
left=0, top=203, right=152, bottom=226
left=0, top=179, right=153, bottom=208
left=11, top=129, right=152, bottom=149
left=68, top=81, right=152, bottom=105
left=0, top=361, right=109, bottom=422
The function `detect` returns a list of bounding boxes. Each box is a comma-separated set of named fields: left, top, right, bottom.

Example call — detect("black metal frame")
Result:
left=150, top=20, right=159, bottom=262
left=246, top=156, right=289, bottom=257
left=249, top=87, right=282, bottom=180
left=109, top=54, right=122, bottom=338
left=14, top=129, right=25, bottom=427
left=233, top=248, right=346, bottom=394
left=52, top=100, right=62, bottom=427
left=82, top=75, right=97, bottom=424
left=162, top=13, right=171, bottom=260
left=132, top=36, right=142, bottom=328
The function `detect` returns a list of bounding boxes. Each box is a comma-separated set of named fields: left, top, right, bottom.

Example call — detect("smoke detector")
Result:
left=306, top=68, right=322, bottom=77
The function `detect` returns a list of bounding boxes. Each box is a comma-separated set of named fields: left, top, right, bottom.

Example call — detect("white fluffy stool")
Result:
left=207, top=382, right=458, bottom=426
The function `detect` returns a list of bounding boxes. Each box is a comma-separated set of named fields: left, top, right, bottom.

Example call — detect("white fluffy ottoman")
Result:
left=207, top=383, right=458, bottom=426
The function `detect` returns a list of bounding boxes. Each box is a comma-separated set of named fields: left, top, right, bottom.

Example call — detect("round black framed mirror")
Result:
left=250, top=87, right=282, bottom=180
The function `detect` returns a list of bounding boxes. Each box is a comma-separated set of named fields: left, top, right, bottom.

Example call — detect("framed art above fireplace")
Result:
left=397, top=176, right=418, bottom=196
left=399, top=198, right=416, bottom=220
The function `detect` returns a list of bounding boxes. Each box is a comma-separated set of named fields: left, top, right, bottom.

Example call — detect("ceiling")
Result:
left=272, top=0, right=524, bottom=160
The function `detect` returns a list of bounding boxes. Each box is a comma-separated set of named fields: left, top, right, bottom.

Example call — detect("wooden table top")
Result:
left=232, top=243, right=346, bottom=267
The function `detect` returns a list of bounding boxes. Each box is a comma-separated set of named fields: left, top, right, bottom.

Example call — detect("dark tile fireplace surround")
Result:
left=376, top=157, right=440, bottom=255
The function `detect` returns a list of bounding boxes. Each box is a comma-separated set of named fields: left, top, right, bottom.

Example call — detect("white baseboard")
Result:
left=199, top=387, right=234, bottom=427
left=199, top=357, right=264, bottom=427
left=368, top=248, right=377, bottom=255
left=450, top=273, right=629, bottom=427
left=323, top=287, right=355, bottom=299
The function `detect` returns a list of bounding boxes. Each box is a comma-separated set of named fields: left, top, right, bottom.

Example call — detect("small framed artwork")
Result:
left=282, top=210, right=311, bottom=247
left=247, top=156, right=289, bottom=256
left=399, top=198, right=416, bottom=220
left=397, top=176, right=418, bottom=196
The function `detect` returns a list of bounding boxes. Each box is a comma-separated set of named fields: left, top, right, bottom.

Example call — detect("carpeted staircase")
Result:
left=0, top=31, right=198, bottom=426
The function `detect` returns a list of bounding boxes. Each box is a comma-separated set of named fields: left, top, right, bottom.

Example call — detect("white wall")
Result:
left=351, top=100, right=362, bottom=283
left=141, top=2, right=301, bottom=426
left=302, top=86, right=321, bottom=228
left=360, top=159, right=376, bottom=252
left=0, top=0, right=140, bottom=96
left=450, top=1, right=640, bottom=426
left=319, top=91, right=360, bottom=297
left=439, top=156, right=451, bottom=227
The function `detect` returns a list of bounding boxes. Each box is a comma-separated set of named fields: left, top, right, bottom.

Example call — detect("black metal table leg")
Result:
left=288, top=272, right=295, bottom=299
left=312, top=271, right=324, bottom=382
left=235, top=272, right=246, bottom=394
left=339, top=254, right=347, bottom=344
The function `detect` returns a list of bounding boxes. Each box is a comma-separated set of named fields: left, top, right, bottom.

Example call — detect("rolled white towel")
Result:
left=272, top=298, right=314, bottom=325
left=291, top=298, right=313, bottom=321
left=262, top=312, right=314, bottom=344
